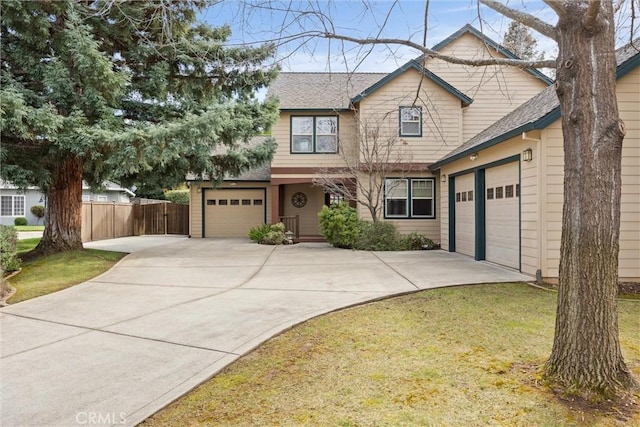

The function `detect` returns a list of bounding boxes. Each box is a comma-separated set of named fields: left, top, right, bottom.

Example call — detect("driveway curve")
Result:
left=0, top=237, right=529, bottom=426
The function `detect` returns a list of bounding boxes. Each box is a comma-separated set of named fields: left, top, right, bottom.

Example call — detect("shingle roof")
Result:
left=430, top=40, right=640, bottom=170
left=267, top=72, right=386, bottom=110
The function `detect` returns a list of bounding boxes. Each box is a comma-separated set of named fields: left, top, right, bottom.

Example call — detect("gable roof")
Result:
left=350, top=60, right=473, bottom=106
left=431, top=24, right=553, bottom=85
left=268, top=73, right=385, bottom=110
left=430, top=40, right=640, bottom=170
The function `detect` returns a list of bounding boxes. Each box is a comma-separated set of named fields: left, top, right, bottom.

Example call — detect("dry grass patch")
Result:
left=144, top=283, right=640, bottom=427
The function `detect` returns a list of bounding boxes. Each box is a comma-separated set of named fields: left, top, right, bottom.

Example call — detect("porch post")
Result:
left=271, top=183, right=280, bottom=224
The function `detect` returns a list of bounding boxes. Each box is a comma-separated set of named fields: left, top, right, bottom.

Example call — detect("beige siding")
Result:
left=427, top=33, right=549, bottom=141
left=271, top=111, right=358, bottom=168
left=189, top=182, right=271, bottom=238
left=282, top=183, right=325, bottom=236
left=357, top=68, right=463, bottom=164
left=542, top=67, right=640, bottom=280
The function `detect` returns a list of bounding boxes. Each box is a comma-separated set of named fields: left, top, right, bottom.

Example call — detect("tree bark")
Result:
left=34, top=156, right=84, bottom=255
left=544, top=1, right=637, bottom=398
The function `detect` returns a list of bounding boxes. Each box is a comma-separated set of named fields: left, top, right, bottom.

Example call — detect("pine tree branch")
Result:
left=322, top=33, right=556, bottom=68
left=479, top=0, right=558, bottom=40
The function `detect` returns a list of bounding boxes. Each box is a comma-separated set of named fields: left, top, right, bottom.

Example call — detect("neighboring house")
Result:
left=0, top=180, right=135, bottom=226
left=430, top=41, right=640, bottom=281
left=189, top=24, right=550, bottom=240
left=187, top=25, right=638, bottom=282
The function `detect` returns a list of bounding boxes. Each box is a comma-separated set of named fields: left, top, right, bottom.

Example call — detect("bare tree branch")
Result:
left=480, top=0, right=558, bottom=40
left=322, top=32, right=556, bottom=68
left=542, top=0, right=567, bottom=18
left=583, top=0, right=602, bottom=30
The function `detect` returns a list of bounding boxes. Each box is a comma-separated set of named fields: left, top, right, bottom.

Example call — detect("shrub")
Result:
left=0, top=225, right=21, bottom=275
left=355, top=220, right=402, bottom=251
left=164, top=190, right=189, bottom=205
left=249, top=223, right=289, bottom=245
left=248, top=223, right=272, bottom=243
left=400, top=232, right=435, bottom=250
left=30, top=205, right=45, bottom=224
left=14, top=217, right=28, bottom=226
left=318, top=203, right=362, bottom=249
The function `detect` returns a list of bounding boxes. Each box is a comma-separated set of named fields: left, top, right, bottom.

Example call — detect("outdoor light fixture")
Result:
left=469, top=153, right=478, bottom=161
left=522, top=148, right=533, bottom=162
left=440, top=174, right=447, bottom=183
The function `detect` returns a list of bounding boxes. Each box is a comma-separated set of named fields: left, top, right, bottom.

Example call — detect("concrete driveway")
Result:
left=0, top=237, right=529, bottom=426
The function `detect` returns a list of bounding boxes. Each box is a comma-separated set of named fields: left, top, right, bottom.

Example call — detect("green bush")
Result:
left=400, top=232, right=435, bottom=250
left=14, top=217, right=28, bottom=226
left=1, top=225, right=21, bottom=275
left=248, top=223, right=272, bottom=243
left=318, top=203, right=362, bottom=249
left=249, top=223, right=289, bottom=245
left=164, top=190, right=189, bottom=205
left=30, top=205, right=45, bottom=224
left=355, top=220, right=402, bottom=251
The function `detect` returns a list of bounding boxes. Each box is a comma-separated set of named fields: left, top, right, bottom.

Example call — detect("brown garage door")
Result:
left=204, top=189, right=266, bottom=238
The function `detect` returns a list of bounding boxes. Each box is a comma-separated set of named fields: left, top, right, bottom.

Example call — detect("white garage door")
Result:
left=204, top=189, right=265, bottom=238
left=485, top=162, right=519, bottom=269
left=454, top=173, right=475, bottom=258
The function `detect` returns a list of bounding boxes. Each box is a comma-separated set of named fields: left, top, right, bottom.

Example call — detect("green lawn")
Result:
left=14, top=225, right=45, bottom=231
left=143, top=283, right=640, bottom=427
left=8, top=239, right=125, bottom=303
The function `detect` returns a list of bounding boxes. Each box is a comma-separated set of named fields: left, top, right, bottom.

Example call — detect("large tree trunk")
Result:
left=544, top=2, right=637, bottom=399
left=34, top=156, right=84, bottom=255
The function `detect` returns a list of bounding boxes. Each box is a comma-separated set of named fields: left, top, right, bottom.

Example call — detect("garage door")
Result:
left=485, top=162, right=519, bottom=269
left=204, top=189, right=265, bottom=238
left=454, top=173, right=475, bottom=258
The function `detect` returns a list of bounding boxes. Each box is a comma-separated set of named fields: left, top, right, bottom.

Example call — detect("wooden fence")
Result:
left=81, top=201, right=188, bottom=242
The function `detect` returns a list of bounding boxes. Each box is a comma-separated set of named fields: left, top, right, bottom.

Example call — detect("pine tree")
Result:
left=1, top=1, right=279, bottom=254
left=502, top=21, right=539, bottom=60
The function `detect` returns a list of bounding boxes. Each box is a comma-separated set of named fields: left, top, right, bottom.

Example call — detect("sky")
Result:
left=199, top=0, right=637, bottom=73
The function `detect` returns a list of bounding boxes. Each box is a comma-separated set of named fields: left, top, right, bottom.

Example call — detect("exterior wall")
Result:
left=427, top=33, right=550, bottom=141
left=357, top=68, right=463, bottom=164
left=439, top=135, right=539, bottom=275
left=282, top=183, right=325, bottom=236
left=82, top=190, right=130, bottom=203
left=0, top=188, right=45, bottom=226
left=189, top=181, right=271, bottom=238
left=541, top=68, right=640, bottom=280
left=271, top=111, right=358, bottom=168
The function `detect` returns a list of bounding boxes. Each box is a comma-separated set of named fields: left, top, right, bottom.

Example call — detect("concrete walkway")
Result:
left=0, top=237, right=530, bottom=426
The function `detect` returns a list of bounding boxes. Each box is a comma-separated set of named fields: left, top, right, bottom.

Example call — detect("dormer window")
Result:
left=399, top=106, right=422, bottom=137
left=291, top=116, right=338, bottom=153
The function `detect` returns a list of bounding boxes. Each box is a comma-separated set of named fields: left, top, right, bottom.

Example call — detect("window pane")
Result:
left=487, top=188, right=494, bottom=200
left=468, top=190, right=473, bottom=201
left=316, top=135, right=337, bottom=153
left=412, top=199, right=433, bottom=216
left=400, top=107, right=420, bottom=121
left=401, top=122, right=420, bottom=135
left=496, top=186, right=504, bottom=199
left=386, top=199, right=407, bottom=216
left=505, top=185, right=514, bottom=198
left=291, top=117, right=313, bottom=134
left=292, top=136, right=313, bottom=152
left=412, top=180, right=433, bottom=198
left=13, top=196, right=24, bottom=215
left=385, top=179, right=407, bottom=199
left=0, top=196, right=12, bottom=216
left=316, top=117, right=337, bottom=134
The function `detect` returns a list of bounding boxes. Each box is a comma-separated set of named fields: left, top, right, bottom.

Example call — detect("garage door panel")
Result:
left=485, top=162, right=519, bottom=269
left=205, top=189, right=265, bottom=238
left=454, top=173, right=475, bottom=258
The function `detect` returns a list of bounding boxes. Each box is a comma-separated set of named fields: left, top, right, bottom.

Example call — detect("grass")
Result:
left=13, top=225, right=45, bottom=231
left=143, top=283, right=640, bottom=427
left=7, top=238, right=125, bottom=303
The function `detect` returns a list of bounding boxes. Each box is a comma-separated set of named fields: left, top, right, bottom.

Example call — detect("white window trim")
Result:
left=399, top=106, right=422, bottom=137
left=384, top=178, right=435, bottom=219
left=0, top=195, right=26, bottom=217
left=291, top=116, right=338, bottom=154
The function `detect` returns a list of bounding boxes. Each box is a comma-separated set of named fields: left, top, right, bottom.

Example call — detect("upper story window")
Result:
left=399, top=106, right=422, bottom=137
left=0, top=195, right=25, bottom=216
left=384, top=178, right=435, bottom=219
left=291, top=116, right=338, bottom=153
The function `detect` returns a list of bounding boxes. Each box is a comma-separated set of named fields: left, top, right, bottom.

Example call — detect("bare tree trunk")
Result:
left=544, top=2, right=637, bottom=398
left=34, top=156, right=84, bottom=255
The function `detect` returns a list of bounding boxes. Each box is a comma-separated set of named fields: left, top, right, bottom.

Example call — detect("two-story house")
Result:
left=187, top=25, right=639, bottom=282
